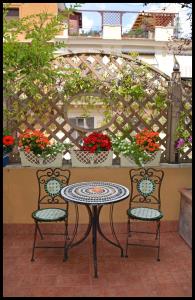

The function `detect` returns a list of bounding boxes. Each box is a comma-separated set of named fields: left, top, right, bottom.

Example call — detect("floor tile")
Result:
left=3, top=224, right=192, bottom=297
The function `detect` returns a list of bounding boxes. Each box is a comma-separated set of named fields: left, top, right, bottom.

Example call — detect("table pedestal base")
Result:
left=64, top=204, right=124, bottom=278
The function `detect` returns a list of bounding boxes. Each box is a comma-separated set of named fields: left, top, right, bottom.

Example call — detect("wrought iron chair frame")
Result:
left=125, top=167, right=164, bottom=261
left=31, top=168, right=71, bottom=262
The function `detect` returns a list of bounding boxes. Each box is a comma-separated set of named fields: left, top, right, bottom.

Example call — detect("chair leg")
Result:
left=125, top=218, right=131, bottom=257
left=155, top=220, right=159, bottom=240
left=63, top=219, right=68, bottom=262
left=156, top=221, right=161, bottom=261
left=31, top=221, right=38, bottom=262
left=65, top=218, right=70, bottom=240
left=65, top=203, right=70, bottom=240
left=37, top=223, right=44, bottom=240
left=128, top=218, right=132, bottom=237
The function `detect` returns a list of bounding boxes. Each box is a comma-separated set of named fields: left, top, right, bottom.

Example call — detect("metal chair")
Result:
left=125, top=167, right=164, bottom=261
left=31, top=168, right=71, bottom=262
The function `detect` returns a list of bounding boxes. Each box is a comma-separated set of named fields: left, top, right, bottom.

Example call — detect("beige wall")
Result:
left=9, top=3, right=58, bottom=18
left=3, top=167, right=192, bottom=224
left=8, top=3, right=64, bottom=40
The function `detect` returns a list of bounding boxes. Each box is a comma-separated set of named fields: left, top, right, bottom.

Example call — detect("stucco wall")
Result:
left=3, top=166, right=192, bottom=224
left=18, top=3, right=58, bottom=18
left=9, top=3, right=61, bottom=40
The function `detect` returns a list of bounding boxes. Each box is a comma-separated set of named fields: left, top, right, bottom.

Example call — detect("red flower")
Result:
left=3, top=136, right=15, bottom=146
left=82, top=132, right=112, bottom=153
left=134, top=129, right=160, bottom=154
left=18, top=129, right=51, bottom=156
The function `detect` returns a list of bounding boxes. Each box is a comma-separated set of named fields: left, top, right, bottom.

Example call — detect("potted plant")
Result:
left=18, top=129, right=70, bottom=167
left=70, top=132, right=113, bottom=167
left=112, top=128, right=162, bottom=167
left=3, top=129, right=15, bottom=167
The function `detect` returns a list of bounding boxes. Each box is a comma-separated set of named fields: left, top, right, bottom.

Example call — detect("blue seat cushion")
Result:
left=32, top=208, right=67, bottom=222
left=127, top=207, right=163, bottom=221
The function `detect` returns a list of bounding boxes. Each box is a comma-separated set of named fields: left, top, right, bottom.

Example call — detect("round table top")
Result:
left=61, top=181, right=130, bottom=206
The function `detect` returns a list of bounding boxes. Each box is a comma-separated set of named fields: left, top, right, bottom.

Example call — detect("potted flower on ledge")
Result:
left=18, top=129, right=69, bottom=167
left=3, top=129, right=15, bottom=167
left=70, top=132, right=113, bottom=167
left=112, top=128, right=162, bottom=167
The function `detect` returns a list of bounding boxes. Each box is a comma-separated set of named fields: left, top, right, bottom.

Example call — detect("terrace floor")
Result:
left=3, top=223, right=192, bottom=297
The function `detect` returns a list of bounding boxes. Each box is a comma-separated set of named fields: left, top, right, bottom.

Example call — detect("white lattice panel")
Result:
left=70, top=150, right=113, bottom=167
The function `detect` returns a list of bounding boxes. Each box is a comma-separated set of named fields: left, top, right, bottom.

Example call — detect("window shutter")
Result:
left=68, top=118, right=76, bottom=126
left=86, top=117, right=94, bottom=129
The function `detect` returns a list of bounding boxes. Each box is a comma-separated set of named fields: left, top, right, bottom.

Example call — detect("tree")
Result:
left=3, top=3, right=80, bottom=125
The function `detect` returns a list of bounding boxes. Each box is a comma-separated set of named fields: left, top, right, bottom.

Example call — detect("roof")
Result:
left=131, top=12, right=176, bottom=31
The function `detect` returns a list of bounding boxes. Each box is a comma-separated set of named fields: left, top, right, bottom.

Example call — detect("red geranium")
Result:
left=82, top=132, right=112, bottom=154
left=18, top=129, right=50, bottom=156
left=3, top=129, right=15, bottom=155
left=3, top=136, right=14, bottom=146
left=135, top=128, right=160, bottom=153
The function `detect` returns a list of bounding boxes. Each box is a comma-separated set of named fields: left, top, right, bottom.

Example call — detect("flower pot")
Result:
left=70, top=150, right=113, bottom=167
left=3, top=154, right=9, bottom=167
left=120, top=150, right=162, bottom=167
left=19, top=150, right=63, bottom=167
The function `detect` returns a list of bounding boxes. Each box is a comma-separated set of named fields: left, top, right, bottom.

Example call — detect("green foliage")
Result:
left=154, top=92, right=168, bottom=109
left=62, top=69, right=98, bottom=97
left=175, top=111, right=191, bottom=141
left=3, top=5, right=169, bottom=131
left=111, top=136, right=150, bottom=167
left=41, top=142, right=73, bottom=158
left=123, top=28, right=145, bottom=37
left=3, top=3, right=80, bottom=123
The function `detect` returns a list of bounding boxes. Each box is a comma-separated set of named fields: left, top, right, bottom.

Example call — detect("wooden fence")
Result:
left=6, top=52, right=192, bottom=164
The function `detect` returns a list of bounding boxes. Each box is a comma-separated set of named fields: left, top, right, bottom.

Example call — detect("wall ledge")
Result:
left=3, top=163, right=192, bottom=169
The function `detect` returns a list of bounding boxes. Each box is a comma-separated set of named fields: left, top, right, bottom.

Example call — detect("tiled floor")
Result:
left=3, top=223, right=192, bottom=297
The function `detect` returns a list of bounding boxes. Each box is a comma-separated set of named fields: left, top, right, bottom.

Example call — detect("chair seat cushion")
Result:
left=32, top=208, right=67, bottom=222
left=127, top=207, right=163, bottom=221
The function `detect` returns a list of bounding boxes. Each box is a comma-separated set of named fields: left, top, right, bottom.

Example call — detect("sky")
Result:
left=65, top=3, right=191, bottom=37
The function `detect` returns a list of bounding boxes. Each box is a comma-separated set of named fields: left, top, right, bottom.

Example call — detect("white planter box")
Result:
left=120, top=150, right=162, bottom=167
left=19, top=150, right=63, bottom=168
left=70, top=150, right=113, bottom=167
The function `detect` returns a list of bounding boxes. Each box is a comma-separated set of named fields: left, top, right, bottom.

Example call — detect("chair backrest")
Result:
left=36, top=168, right=71, bottom=209
left=128, top=167, right=164, bottom=210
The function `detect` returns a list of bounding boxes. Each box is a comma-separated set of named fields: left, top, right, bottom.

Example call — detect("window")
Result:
left=6, top=8, right=19, bottom=20
left=69, top=117, right=94, bottom=139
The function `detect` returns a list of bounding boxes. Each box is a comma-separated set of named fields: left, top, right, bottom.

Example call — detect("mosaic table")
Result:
left=61, top=181, right=129, bottom=278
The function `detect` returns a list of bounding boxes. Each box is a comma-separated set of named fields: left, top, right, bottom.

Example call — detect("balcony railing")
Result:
left=122, top=28, right=149, bottom=39
left=69, top=27, right=102, bottom=37
left=65, top=9, right=178, bottom=41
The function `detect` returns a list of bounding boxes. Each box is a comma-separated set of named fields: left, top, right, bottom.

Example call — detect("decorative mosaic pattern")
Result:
left=44, top=178, right=62, bottom=196
left=61, top=181, right=129, bottom=205
left=137, top=177, right=156, bottom=197
left=32, top=208, right=67, bottom=221
left=128, top=207, right=163, bottom=220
